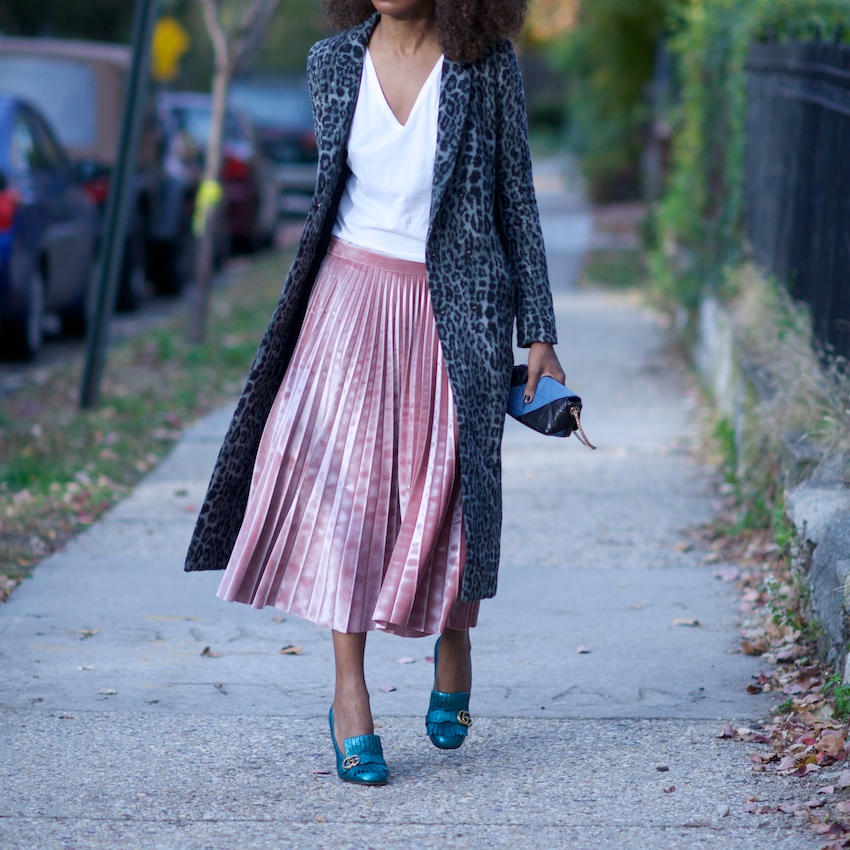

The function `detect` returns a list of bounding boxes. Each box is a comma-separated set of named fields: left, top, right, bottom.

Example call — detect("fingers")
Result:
left=523, top=369, right=540, bottom=404
left=548, top=364, right=566, bottom=385
left=524, top=342, right=565, bottom=403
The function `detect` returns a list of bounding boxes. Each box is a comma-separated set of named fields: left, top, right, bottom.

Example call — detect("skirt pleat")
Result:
left=216, top=239, right=479, bottom=637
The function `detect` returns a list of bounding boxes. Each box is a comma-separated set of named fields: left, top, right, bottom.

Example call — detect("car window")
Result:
left=24, top=109, right=67, bottom=173
left=171, top=105, right=245, bottom=147
left=9, top=116, right=36, bottom=176
left=0, top=56, right=96, bottom=148
left=230, top=83, right=313, bottom=131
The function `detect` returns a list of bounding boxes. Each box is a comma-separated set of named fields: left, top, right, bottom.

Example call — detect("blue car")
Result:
left=0, top=94, right=97, bottom=359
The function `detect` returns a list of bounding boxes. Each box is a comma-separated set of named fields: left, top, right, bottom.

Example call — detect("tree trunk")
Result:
left=188, top=60, right=230, bottom=344
left=188, top=0, right=282, bottom=344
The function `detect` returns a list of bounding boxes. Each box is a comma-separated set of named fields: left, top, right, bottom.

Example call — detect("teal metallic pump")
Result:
left=425, top=637, right=473, bottom=749
left=328, top=706, right=389, bottom=785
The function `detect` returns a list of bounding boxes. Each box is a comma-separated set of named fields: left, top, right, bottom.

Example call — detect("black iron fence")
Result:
left=746, top=41, right=850, bottom=359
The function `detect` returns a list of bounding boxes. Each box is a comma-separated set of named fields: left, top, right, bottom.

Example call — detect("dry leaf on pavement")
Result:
left=672, top=617, right=701, bottom=627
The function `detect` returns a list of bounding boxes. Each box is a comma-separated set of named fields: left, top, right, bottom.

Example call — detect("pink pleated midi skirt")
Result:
left=217, top=239, right=479, bottom=637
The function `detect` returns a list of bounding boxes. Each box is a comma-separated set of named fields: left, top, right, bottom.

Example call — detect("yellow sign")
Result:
left=152, top=17, right=191, bottom=82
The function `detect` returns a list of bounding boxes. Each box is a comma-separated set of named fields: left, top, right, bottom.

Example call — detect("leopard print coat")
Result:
left=184, top=14, right=557, bottom=602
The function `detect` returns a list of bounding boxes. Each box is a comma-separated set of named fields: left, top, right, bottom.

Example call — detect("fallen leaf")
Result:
left=575, top=645, right=591, bottom=654
left=214, top=682, right=227, bottom=694
left=98, top=688, right=117, bottom=696
left=741, top=639, right=768, bottom=656
left=817, top=733, right=847, bottom=757
left=313, top=770, right=331, bottom=775
left=816, top=785, right=835, bottom=795
left=837, top=800, right=850, bottom=814
left=675, top=541, right=692, bottom=552
left=776, top=755, right=797, bottom=772
left=714, top=566, right=740, bottom=582
left=743, top=801, right=760, bottom=813
left=836, top=769, right=850, bottom=788
left=77, top=628, right=100, bottom=639
left=663, top=786, right=676, bottom=793
left=717, top=721, right=735, bottom=738
left=809, top=823, right=836, bottom=834
left=77, top=666, right=94, bottom=671
left=672, top=617, right=701, bottom=627
left=271, top=615, right=286, bottom=623
left=279, top=645, right=303, bottom=656
left=201, top=646, right=222, bottom=658
left=380, top=685, right=397, bottom=693
left=397, top=656, right=416, bottom=664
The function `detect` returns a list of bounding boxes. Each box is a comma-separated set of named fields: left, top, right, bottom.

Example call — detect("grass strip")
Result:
left=0, top=249, right=293, bottom=601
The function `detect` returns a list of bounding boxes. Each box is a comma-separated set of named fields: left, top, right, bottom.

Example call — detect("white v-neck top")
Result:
left=332, top=50, right=444, bottom=262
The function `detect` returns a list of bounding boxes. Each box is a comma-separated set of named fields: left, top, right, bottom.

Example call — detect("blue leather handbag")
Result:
left=507, top=365, right=596, bottom=448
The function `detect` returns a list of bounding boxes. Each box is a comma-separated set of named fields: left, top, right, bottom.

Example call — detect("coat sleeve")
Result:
left=492, top=41, right=558, bottom=348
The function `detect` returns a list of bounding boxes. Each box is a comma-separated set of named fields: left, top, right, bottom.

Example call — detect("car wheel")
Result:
left=2, top=266, right=46, bottom=360
left=230, top=232, right=256, bottom=256
left=59, top=304, right=87, bottom=338
left=149, top=230, right=193, bottom=296
left=116, top=215, right=148, bottom=312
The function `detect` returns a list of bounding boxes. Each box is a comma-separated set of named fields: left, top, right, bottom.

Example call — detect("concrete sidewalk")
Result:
left=0, top=184, right=820, bottom=849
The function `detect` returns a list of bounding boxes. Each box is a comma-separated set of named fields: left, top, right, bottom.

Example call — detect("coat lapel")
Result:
left=324, top=15, right=377, bottom=166
left=429, top=58, right=471, bottom=230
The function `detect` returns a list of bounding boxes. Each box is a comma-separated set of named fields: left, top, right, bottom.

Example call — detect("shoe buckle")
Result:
left=342, top=755, right=361, bottom=770
left=457, top=710, right=473, bottom=727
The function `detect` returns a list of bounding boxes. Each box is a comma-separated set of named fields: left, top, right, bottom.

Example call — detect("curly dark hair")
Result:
left=320, top=0, right=529, bottom=63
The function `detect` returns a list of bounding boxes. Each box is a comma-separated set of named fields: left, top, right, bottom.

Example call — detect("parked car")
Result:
left=229, top=75, right=317, bottom=217
left=0, top=94, right=98, bottom=359
left=0, top=38, right=198, bottom=305
left=158, top=92, right=278, bottom=254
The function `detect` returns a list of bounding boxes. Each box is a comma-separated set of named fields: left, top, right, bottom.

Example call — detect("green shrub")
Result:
left=546, top=0, right=670, bottom=201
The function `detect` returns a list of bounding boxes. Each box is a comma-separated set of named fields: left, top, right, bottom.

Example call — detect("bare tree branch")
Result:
left=198, top=0, right=230, bottom=69
left=233, top=0, right=283, bottom=72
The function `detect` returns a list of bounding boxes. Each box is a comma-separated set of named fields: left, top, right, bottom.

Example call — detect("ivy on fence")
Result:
left=653, top=0, right=850, bottom=310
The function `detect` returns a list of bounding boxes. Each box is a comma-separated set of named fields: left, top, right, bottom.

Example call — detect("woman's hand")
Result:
left=524, top=342, right=565, bottom=403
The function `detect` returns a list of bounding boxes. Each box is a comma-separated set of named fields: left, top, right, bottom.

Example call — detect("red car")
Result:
left=158, top=92, right=278, bottom=254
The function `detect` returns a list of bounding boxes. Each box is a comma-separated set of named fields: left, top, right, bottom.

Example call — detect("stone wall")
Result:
left=693, top=294, right=850, bottom=678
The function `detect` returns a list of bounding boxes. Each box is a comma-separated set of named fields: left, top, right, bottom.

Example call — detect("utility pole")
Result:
left=80, top=0, right=160, bottom=409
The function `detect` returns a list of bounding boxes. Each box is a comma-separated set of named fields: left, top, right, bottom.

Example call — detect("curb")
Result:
left=694, top=293, right=850, bottom=677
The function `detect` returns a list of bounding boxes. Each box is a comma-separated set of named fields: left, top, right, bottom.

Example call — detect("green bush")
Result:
left=546, top=0, right=670, bottom=201
left=653, top=0, right=850, bottom=310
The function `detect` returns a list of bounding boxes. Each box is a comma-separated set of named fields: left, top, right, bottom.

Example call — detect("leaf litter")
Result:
left=688, top=510, right=850, bottom=845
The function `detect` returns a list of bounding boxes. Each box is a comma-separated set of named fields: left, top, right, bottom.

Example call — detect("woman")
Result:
left=185, top=0, right=562, bottom=785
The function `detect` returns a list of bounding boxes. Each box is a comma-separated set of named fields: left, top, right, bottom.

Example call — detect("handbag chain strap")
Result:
left=569, top=407, right=597, bottom=450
